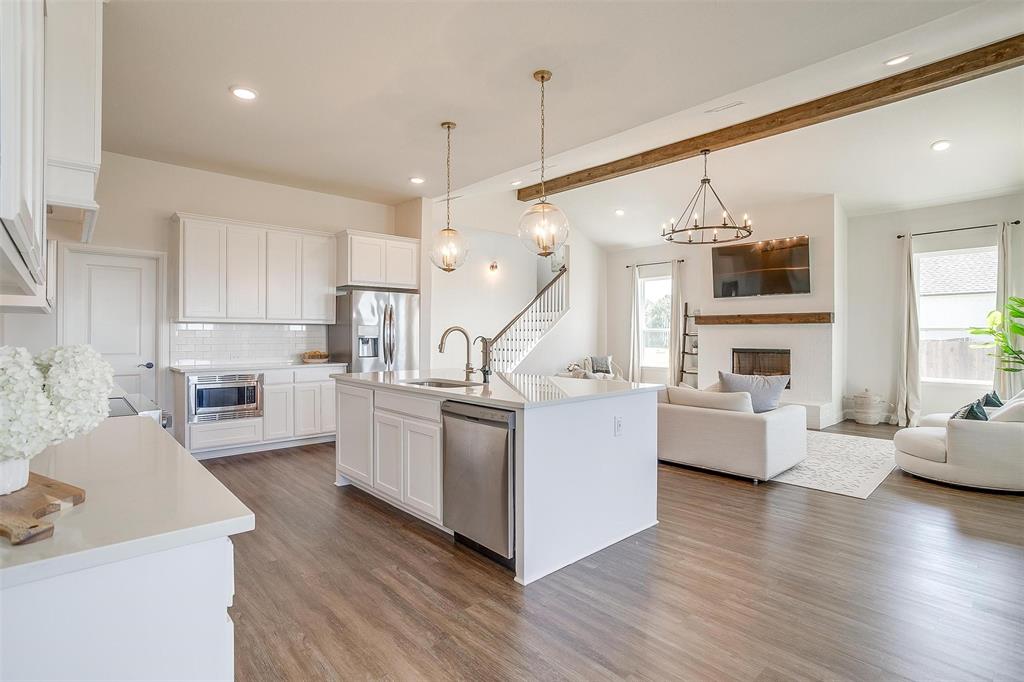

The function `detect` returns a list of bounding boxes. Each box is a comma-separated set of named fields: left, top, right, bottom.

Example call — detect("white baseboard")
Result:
left=192, top=434, right=334, bottom=460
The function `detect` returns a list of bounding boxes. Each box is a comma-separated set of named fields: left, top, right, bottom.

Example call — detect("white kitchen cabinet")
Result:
left=385, top=240, right=419, bottom=289
left=266, top=230, right=302, bottom=320
left=301, top=234, right=334, bottom=322
left=44, top=0, right=103, bottom=241
left=336, top=385, right=373, bottom=486
left=293, top=382, right=321, bottom=437
left=262, top=384, right=295, bottom=441
left=189, top=418, right=263, bottom=451
left=173, top=213, right=336, bottom=324
left=0, top=0, right=47, bottom=292
left=181, top=218, right=227, bottom=319
left=402, top=418, right=442, bottom=521
left=226, top=225, right=266, bottom=319
left=336, top=230, right=419, bottom=289
left=319, top=381, right=336, bottom=434
left=373, top=412, right=404, bottom=502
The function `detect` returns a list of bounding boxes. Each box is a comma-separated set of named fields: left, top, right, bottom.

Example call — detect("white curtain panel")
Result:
left=628, top=266, right=643, bottom=382
left=666, top=260, right=685, bottom=387
left=895, top=235, right=921, bottom=427
left=995, top=221, right=1023, bottom=398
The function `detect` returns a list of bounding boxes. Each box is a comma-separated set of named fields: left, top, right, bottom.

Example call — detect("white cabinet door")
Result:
left=266, top=230, right=302, bottom=320
left=0, top=0, right=46, bottom=286
left=336, top=385, right=372, bottom=486
left=373, top=412, right=404, bottom=502
left=402, top=418, right=441, bottom=520
left=385, top=240, right=419, bottom=289
left=226, top=226, right=266, bottom=319
left=349, top=235, right=386, bottom=285
left=263, top=384, right=294, bottom=441
left=301, top=234, right=333, bottom=322
left=182, top=219, right=227, bottom=319
left=293, top=382, right=321, bottom=437
left=319, top=381, right=336, bottom=434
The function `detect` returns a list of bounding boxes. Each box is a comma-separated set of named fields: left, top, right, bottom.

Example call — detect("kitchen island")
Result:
left=0, top=416, right=254, bottom=681
left=332, top=368, right=662, bottom=585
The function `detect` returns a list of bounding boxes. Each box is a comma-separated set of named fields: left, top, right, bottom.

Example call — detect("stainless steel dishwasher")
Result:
left=442, top=401, right=515, bottom=566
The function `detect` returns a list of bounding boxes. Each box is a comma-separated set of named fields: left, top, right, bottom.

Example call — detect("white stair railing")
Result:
left=489, top=266, right=569, bottom=373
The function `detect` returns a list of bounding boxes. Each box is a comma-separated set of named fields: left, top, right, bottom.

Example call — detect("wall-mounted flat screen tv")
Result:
left=712, top=235, right=810, bottom=298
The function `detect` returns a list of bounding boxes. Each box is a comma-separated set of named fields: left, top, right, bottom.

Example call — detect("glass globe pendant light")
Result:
left=429, top=121, right=469, bottom=272
left=517, top=70, right=569, bottom=257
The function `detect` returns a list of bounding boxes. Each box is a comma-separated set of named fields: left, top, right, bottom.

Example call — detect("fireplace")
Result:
left=732, top=348, right=791, bottom=388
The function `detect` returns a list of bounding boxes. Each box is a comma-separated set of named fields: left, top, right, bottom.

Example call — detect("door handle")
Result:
left=137, top=362, right=155, bottom=369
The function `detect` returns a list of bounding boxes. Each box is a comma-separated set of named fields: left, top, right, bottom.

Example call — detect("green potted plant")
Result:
left=970, top=296, right=1024, bottom=373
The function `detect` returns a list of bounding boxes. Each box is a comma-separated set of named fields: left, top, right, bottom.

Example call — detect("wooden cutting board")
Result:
left=0, top=472, right=85, bottom=545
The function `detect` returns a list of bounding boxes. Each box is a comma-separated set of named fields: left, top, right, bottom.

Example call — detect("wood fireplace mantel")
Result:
left=694, top=312, right=834, bottom=325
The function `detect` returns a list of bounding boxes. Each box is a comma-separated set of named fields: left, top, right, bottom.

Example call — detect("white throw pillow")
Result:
left=666, top=385, right=753, bottom=412
left=989, top=400, right=1024, bottom=423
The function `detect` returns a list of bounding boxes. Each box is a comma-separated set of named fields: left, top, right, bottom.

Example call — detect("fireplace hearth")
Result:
left=732, top=348, right=791, bottom=388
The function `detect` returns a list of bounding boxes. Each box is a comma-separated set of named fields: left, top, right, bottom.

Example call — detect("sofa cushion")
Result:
left=894, top=427, right=948, bottom=463
left=666, top=385, right=753, bottom=412
left=952, top=399, right=989, bottom=421
left=718, top=371, right=789, bottom=413
left=588, top=355, right=614, bottom=374
left=981, top=390, right=1004, bottom=407
left=990, top=400, right=1024, bottom=423
left=918, top=413, right=950, bottom=427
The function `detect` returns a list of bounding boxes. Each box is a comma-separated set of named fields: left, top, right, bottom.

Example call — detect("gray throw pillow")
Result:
left=589, top=355, right=613, bottom=374
left=718, top=371, right=789, bottom=413
left=951, top=399, right=989, bottom=421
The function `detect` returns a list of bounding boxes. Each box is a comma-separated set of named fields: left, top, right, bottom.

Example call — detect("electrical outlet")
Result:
left=613, top=415, right=623, bottom=437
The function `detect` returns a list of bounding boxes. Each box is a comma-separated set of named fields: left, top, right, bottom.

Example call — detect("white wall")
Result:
left=518, top=227, right=607, bottom=375
left=428, top=227, right=538, bottom=369
left=846, top=192, right=1024, bottom=417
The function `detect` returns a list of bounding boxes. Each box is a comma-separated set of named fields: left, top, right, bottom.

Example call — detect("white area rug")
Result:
left=773, top=431, right=897, bottom=499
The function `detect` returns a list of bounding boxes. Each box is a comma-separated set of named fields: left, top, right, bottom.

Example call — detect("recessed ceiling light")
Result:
left=615, top=209, right=625, bottom=217
left=510, top=179, right=523, bottom=187
left=884, top=54, right=911, bottom=66
left=409, top=177, right=426, bottom=184
left=230, top=86, right=258, bottom=101
left=930, top=139, right=952, bottom=152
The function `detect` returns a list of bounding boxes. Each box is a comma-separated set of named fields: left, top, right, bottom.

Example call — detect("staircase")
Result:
left=489, top=266, right=569, bottom=373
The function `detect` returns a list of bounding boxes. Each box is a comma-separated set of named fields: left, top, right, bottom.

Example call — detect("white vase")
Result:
left=0, top=457, right=30, bottom=495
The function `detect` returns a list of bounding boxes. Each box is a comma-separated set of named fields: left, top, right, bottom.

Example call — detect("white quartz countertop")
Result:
left=0, top=417, right=254, bottom=589
left=170, top=361, right=348, bottom=374
left=331, top=368, right=662, bottom=409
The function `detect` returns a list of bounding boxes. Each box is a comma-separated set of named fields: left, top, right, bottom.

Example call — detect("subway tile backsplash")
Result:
left=170, top=323, right=327, bottom=367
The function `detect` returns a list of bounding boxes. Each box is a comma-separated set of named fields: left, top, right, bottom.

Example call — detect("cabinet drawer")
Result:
left=190, top=418, right=263, bottom=451
left=374, top=391, right=441, bottom=422
left=262, top=369, right=294, bottom=385
left=294, top=367, right=336, bottom=383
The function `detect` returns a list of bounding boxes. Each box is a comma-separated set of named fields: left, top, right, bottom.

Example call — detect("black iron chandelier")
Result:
left=662, top=149, right=752, bottom=245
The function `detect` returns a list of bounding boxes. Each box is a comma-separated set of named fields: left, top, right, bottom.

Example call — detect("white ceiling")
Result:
left=551, top=67, right=1024, bottom=250
left=102, top=0, right=975, bottom=205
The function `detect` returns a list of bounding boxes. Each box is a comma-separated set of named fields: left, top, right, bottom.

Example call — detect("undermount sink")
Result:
left=401, top=378, right=483, bottom=388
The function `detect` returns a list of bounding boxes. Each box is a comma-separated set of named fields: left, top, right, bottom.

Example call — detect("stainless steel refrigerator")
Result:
left=328, top=290, right=419, bottom=373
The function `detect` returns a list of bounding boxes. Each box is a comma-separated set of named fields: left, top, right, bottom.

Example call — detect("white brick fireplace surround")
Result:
left=698, top=323, right=841, bottom=429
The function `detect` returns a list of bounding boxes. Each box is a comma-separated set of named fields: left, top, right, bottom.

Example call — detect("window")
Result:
left=640, top=275, right=671, bottom=367
left=916, top=246, right=998, bottom=383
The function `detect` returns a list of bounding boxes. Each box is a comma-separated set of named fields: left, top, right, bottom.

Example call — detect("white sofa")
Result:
left=895, top=393, right=1024, bottom=491
left=657, top=389, right=807, bottom=483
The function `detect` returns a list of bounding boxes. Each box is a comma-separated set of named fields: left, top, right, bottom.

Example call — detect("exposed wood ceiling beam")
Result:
left=517, top=34, right=1024, bottom=202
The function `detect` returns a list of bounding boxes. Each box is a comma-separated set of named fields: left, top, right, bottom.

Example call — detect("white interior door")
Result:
left=62, top=248, right=159, bottom=402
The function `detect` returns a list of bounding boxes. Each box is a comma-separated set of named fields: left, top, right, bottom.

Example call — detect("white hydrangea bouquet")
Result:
left=0, top=345, right=113, bottom=494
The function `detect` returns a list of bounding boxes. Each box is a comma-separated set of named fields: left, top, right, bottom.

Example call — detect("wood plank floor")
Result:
left=204, top=424, right=1023, bottom=681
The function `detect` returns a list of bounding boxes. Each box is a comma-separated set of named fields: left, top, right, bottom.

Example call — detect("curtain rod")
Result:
left=896, top=220, right=1020, bottom=239
left=625, top=258, right=685, bottom=269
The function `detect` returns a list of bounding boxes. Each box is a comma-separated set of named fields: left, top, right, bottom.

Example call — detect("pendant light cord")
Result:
left=539, top=76, right=546, bottom=202
left=446, top=124, right=452, bottom=230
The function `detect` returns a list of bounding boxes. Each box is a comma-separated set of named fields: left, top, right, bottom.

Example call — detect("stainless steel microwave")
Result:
left=187, top=373, right=263, bottom=423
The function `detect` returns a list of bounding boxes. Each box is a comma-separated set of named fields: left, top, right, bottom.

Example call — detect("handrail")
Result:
left=491, top=266, right=567, bottom=344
